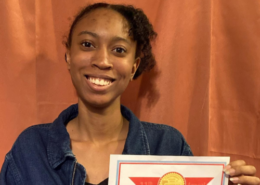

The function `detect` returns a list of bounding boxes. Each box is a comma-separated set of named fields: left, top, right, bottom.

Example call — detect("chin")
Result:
left=79, top=94, right=120, bottom=110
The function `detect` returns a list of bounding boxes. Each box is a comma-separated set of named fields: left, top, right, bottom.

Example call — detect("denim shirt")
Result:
left=0, top=104, right=193, bottom=185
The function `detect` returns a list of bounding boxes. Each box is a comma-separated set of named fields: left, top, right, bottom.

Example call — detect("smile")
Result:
left=85, top=75, right=115, bottom=87
left=88, top=77, right=111, bottom=86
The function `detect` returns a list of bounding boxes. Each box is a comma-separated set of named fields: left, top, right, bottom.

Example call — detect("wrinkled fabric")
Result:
left=0, top=104, right=192, bottom=185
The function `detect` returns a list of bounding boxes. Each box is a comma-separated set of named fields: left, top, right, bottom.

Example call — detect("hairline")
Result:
left=67, top=6, right=134, bottom=48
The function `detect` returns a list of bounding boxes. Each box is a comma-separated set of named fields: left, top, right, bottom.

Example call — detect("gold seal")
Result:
left=158, top=172, right=185, bottom=185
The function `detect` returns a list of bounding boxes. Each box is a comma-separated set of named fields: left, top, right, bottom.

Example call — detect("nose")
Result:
left=91, top=47, right=113, bottom=70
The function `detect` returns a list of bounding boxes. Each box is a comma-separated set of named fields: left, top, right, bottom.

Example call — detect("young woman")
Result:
left=0, top=3, right=259, bottom=185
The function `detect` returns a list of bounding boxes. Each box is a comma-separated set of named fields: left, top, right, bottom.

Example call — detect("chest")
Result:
left=71, top=140, right=125, bottom=184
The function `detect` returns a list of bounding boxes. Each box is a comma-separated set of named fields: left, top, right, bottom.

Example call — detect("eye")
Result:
left=113, top=47, right=126, bottom=54
left=81, top=41, right=95, bottom=48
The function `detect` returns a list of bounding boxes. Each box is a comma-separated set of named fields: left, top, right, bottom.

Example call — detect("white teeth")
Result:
left=100, top=79, right=104, bottom=85
left=88, top=77, right=111, bottom=86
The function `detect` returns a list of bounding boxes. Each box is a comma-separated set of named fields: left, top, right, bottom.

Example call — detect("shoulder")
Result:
left=141, top=121, right=184, bottom=140
left=14, top=124, right=51, bottom=147
left=1, top=124, right=52, bottom=184
left=19, top=123, right=51, bottom=136
left=10, top=123, right=52, bottom=159
left=140, top=122, right=193, bottom=156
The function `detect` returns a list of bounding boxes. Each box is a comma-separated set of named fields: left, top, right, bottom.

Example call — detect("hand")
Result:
left=223, top=160, right=260, bottom=185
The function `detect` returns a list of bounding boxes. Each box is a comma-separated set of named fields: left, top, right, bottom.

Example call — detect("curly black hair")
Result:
left=65, top=3, right=157, bottom=79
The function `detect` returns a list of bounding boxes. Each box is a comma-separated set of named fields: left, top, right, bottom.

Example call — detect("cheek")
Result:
left=70, top=44, right=93, bottom=65
left=114, top=60, right=134, bottom=79
left=70, top=53, right=93, bottom=71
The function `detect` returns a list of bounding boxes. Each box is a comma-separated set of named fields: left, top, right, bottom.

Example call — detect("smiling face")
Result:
left=66, top=8, right=140, bottom=108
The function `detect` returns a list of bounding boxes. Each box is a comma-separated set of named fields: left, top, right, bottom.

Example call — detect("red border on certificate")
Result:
left=117, top=162, right=225, bottom=185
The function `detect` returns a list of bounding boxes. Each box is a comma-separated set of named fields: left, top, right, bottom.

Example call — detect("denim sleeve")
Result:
left=0, top=153, right=22, bottom=185
left=181, top=142, right=193, bottom=156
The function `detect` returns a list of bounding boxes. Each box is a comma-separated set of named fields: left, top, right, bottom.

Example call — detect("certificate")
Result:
left=108, top=155, right=230, bottom=185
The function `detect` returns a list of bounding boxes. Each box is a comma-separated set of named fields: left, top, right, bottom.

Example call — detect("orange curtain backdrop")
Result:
left=0, top=0, right=259, bottom=176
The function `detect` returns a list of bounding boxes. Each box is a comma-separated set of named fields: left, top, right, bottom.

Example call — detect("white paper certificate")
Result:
left=108, top=155, right=230, bottom=185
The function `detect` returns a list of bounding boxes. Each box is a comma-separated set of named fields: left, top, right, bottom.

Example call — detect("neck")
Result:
left=70, top=98, right=128, bottom=145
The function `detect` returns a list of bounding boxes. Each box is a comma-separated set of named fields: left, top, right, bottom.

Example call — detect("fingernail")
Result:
left=223, top=165, right=231, bottom=172
left=224, top=168, right=235, bottom=175
left=230, top=177, right=239, bottom=183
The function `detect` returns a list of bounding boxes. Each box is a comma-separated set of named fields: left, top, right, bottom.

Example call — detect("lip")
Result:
left=84, top=74, right=116, bottom=81
left=84, top=74, right=115, bottom=92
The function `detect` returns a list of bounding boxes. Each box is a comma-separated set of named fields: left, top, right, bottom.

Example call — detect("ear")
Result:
left=65, top=51, right=71, bottom=70
left=131, top=57, right=141, bottom=79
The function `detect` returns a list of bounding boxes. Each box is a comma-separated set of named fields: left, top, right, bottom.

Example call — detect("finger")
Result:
left=230, top=176, right=260, bottom=185
left=226, top=165, right=257, bottom=176
left=224, top=160, right=246, bottom=173
left=229, top=160, right=246, bottom=168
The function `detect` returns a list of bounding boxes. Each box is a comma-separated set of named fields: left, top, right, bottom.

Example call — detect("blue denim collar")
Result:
left=47, top=104, right=150, bottom=169
left=47, top=104, right=77, bottom=168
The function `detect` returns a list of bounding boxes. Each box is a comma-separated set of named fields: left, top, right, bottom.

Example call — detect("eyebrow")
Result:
left=111, top=36, right=131, bottom=46
left=78, top=31, right=98, bottom=38
left=78, top=30, right=132, bottom=45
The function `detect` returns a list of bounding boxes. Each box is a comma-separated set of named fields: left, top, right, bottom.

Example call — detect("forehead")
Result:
left=73, top=8, right=130, bottom=37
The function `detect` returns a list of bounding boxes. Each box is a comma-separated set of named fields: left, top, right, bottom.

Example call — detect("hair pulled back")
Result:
left=65, top=3, right=157, bottom=79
